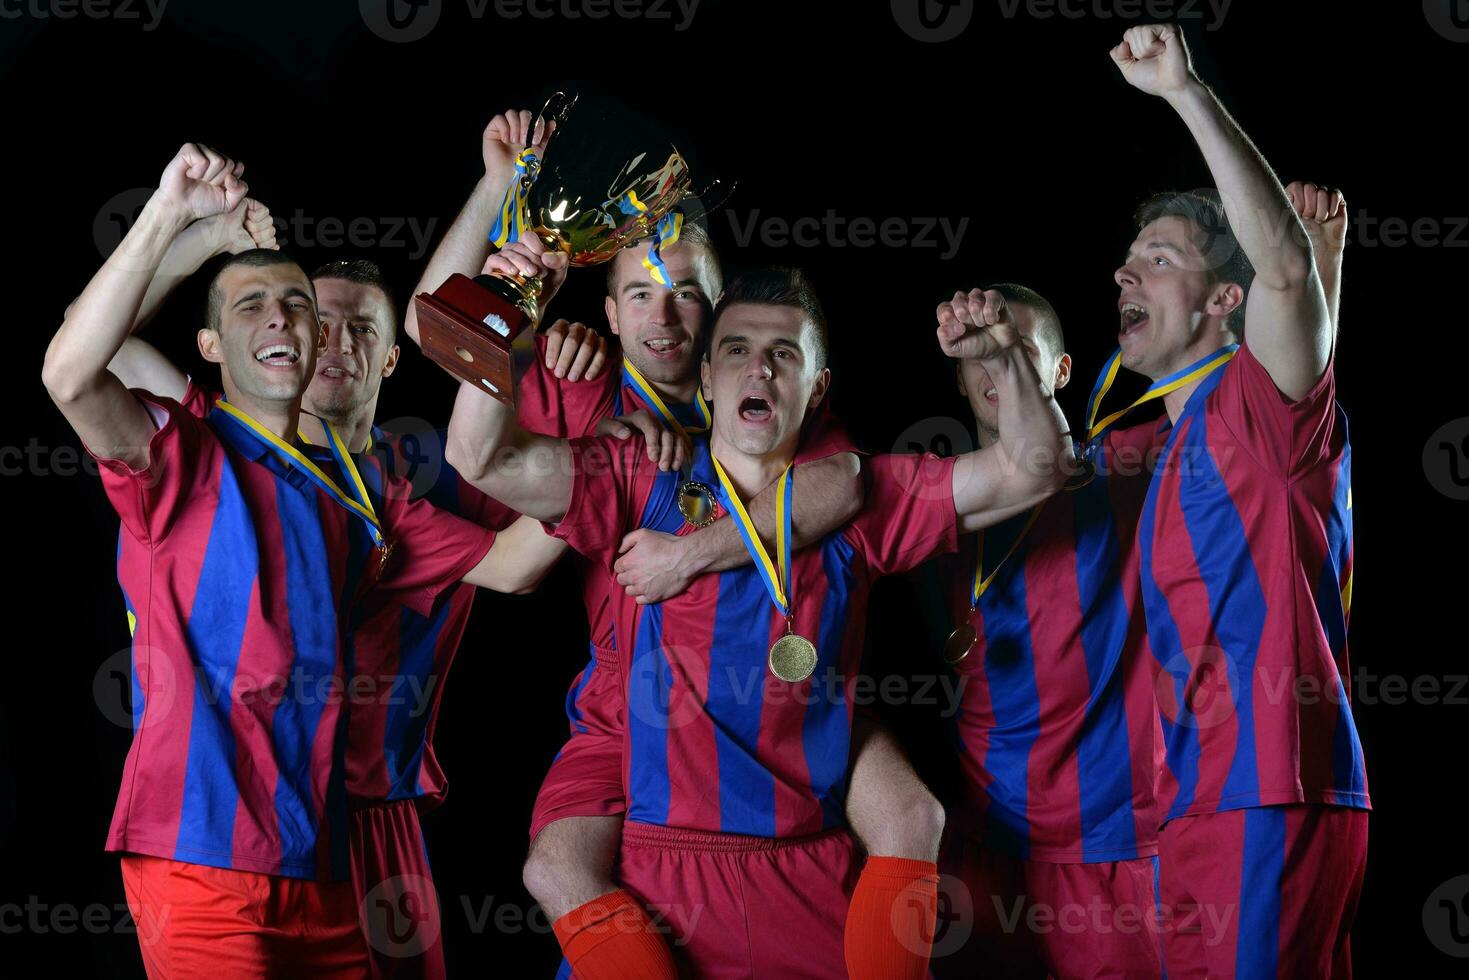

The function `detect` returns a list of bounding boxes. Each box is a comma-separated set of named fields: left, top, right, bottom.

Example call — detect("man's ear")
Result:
left=1208, top=282, right=1245, bottom=323
left=605, top=294, right=620, bottom=337
left=700, top=358, right=713, bottom=403
left=1054, top=352, right=1072, bottom=391
left=806, top=367, right=831, bottom=412
left=197, top=327, right=224, bottom=365
left=382, top=344, right=401, bottom=379
left=955, top=362, right=969, bottom=399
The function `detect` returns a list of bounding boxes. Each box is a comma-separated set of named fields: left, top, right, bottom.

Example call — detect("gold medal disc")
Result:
left=677, top=480, right=717, bottom=528
left=768, top=633, right=818, bottom=683
left=944, top=623, right=977, bottom=664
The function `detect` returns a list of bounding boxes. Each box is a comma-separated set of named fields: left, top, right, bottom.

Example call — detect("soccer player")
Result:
left=1109, top=24, right=1365, bottom=977
left=441, top=264, right=1072, bottom=976
left=930, top=283, right=1166, bottom=979
left=44, top=143, right=561, bottom=977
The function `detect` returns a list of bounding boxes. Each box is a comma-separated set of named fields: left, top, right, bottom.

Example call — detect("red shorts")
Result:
left=933, top=837, right=1164, bottom=980
left=119, top=853, right=369, bottom=979
left=350, top=798, right=446, bottom=979
left=1157, top=804, right=1367, bottom=979
left=617, top=821, right=858, bottom=979
left=529, top=645, right=626, bottom=843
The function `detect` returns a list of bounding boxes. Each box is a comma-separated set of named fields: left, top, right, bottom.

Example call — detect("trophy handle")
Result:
left=675, top=178, right=736, bottom=227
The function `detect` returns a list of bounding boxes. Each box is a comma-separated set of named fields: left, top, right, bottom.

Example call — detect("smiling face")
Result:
left=1113, top=214, right=1245, bottom=380
left=199, top=260, right=320, bottom=406
left=305, top=276, right=400, bottom=424
left=604, top=238, right=716, bottom=388
left=700, top=301, right=829, bottom=461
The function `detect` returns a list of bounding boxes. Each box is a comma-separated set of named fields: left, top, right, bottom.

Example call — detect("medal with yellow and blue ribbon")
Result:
left=622, top=359, right=716, bottom=527
left=1083, top=344, right=1240, bottom=452
left=944, top=504, right=1047, bottom=665
left=709, top=455, right=816, bottom=682
left=213, top=400, right=394, bottom=576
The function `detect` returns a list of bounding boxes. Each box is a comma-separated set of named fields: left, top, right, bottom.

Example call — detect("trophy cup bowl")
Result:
left=414, top=94, right=698, bottom=406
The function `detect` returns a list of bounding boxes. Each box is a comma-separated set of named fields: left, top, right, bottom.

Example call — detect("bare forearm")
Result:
left=953, top=349, right=1070, bottom=530
left=1167, top=81, right=1312, bottom=289
left=406, top=172, right=515, bottom=346
left=45, top=195, right=189, bottom=401
left=469, top=515, right=569, bottom=594
left=444, top=380, right=572, bottom=522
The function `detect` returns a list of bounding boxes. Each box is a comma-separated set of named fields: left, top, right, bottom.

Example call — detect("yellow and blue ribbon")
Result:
left=970, top=504, right=1046, bottom=608
left=621, top=359, right=710, bottom=436
left=641, top=211, right=684, bottom=288
left=710, top=455, right=793, bottom=618
left=214, top=400, right=386, bottom=549
left=488, top=148, right=541, bottom=248
left=1084, top=344, right=1240, bottom=450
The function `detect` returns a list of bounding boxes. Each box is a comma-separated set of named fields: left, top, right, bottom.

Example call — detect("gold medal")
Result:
left=768, top=632, right=818, bottom=683
left=677, top=480, right=717, bottom=528
left=944, top=623, right=977, bottom=664
left=377, top=539, right=395, bottom=576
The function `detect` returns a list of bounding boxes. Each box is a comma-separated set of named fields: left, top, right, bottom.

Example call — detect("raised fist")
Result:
left=157, top=143, right=247, bottom=221
left=1110, top=24, right=1196, bottom=99
left=936, top=288, right=1019, bottom=362
left=1285, top=181, right=1348, bottom=260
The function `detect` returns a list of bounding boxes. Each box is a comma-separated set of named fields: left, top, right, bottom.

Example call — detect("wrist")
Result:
left=144, top=191, right=197, bottom=235
left=1163, top=75, right=1210, bottom=111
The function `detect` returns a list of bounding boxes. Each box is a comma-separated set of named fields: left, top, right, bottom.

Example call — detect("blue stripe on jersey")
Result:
left=808, top=535, right=857, bottom=829
left=273, top=474, right=340, bottom=869
left=555, top=957, right=574, bottom=980
left=626, top=603, right=673, bottom=825
left=564, top=646, right=599, bottom=734
left=1071, top=478, right=1142, bottom=860
left=1237, top=806, right=1286, bottom=978
left=117, top=535, right=145, bottom=730
left=977, top=518, right=1041, bottom=858
left=1175, top=399, right=1267, bottom=813
left=1321, top=434, right=1365, bottom=802
left=174, top=458, right=257, bottom=865
left=708, top=568, right=777, bottom=836
left=386, top=599, right=452, bottom=800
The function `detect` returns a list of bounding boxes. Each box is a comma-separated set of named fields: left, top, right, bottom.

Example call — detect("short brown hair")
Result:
left=312, top=258, right=398, bottom=342
left=1134, top=189, right=1254, bottom=335
left=712, top=266, right=829, bottom=370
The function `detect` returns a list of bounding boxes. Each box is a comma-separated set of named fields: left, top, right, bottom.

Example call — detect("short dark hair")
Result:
left=1134, top=189, right=1254, bottom=335
left=987, top=282, right=1065, bottom=363
left=312, top=258, right=399, bottom=342
left=607, top=220, right=723, bottom=300
left=712, top=266, right=829, bottom=370
left=205, top=249, right=312, bottom=331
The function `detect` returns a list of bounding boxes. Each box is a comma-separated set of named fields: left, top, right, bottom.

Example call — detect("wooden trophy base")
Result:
left=413, top=273, right=532, bottom=405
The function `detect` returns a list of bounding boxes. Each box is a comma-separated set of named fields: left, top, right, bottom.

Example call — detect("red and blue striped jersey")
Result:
left=177, top=382, right=518, bottom=810
left=1139, top=342, right=1366, bottom=821
left=942, top=422, right=1165, bottom=863
left=96, top=391, right=495, bottom=879
left=517, top=338, right=858, bottom=737
left=553, top=437, right=957, bottom=838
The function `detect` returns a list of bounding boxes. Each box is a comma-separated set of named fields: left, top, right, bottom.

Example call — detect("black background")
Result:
left=3, top=0, right=1467, bottom=975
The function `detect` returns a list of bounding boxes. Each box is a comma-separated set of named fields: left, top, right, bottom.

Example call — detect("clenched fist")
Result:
left=157, top=143, right=248, bottom=221
left=1110, top=24, right=1197, bottom=100
left=936, top=288, right=1019, bottom=362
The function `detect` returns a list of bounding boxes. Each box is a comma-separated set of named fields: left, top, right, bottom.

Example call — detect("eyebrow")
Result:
left=717, top=334, right=803, bottom=353
left=1123, top=240, right=1187, bottom=264
left=621, top=278, right=705, bottom=294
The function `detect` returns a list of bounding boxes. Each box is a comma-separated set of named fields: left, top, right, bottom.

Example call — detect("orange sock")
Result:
left=552, top=889, right=678, bottom=980
left=844, top=855, right=940, bottom=980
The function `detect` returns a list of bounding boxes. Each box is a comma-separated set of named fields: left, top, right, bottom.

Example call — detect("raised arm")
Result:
left=612, top=451, right=863, bottom=604
left=43, top=144, right=247, bottom=468
left=404, top=109, right=554, bottom=346
left=104, top=199, right=278, bottom=400
left=939, top=290, right=1072, bottom=533
left=1286, top=181, right=1347, bottom=335
left=1111, top=23, right=1330, bottom=399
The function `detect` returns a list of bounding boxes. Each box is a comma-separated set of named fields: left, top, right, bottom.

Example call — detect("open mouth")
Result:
left=255, top=343, right=301, bottom=368
left=317, top=363, right=356, bottom=381
left=983, top=386, right=998, bottom=404
left=1119, top=302, right=1150, bottom=338
left=738, top=395, right=773, bottom=423
left=644, top=337, right=683, bottom=359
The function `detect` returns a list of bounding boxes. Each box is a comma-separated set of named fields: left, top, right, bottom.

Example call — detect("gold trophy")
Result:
left=415, top=93, right=715, bottom=405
